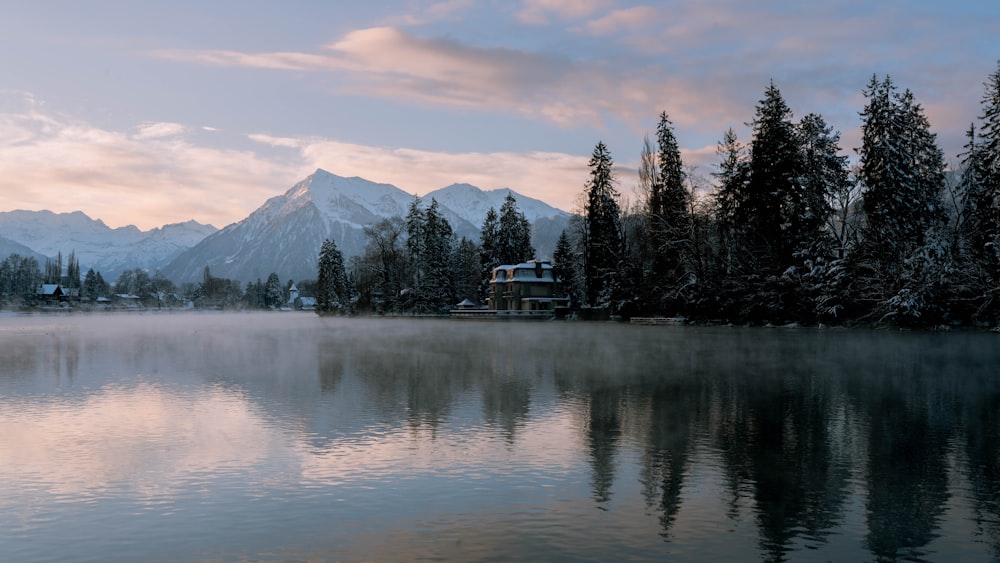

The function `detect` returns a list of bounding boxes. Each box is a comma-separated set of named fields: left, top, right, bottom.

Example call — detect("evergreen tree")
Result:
left=646, top=112, right=692, bottom=313
left=583, top=141, right=623, bottom=308
left=858, top=75, right=947, bottom=262
left=82, top=268, right=104, bottom=300
left=856, top=75, right=948, bottom=324
left=747, top=81, right=806, bottom=267
left=496, top=193, right=535, bottom=266
left=714, top=127, right=751, bottom=265
left=420, top=198, right=456, bottom=311
left=452, top=237, right=481, bottom=303
left=264, top=272, right=284, bottom=309
left=478, top=206, right=500, bottom=301
left=0, top=254, right=41, bottom=303
left=961, top=63, right=1000, bottom=270
left=405, top=195, right=426, bottom=289
left=317, top=238, right=348, bottom=315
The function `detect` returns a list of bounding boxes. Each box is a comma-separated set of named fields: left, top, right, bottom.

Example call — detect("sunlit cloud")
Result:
left=134, top=121, right=185, bottom=139
left=389, top=0, right=476, bottom=25
left=516, top=0, right=610, bottom=25
left=153, top=25, right=739, bottom=134
left=572, top=5, right=662, bottom=35
left=0, top=97, right=296, bottom=230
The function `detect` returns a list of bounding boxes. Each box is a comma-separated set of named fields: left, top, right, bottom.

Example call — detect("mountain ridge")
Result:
left=0, top=169, right=571, bottom=285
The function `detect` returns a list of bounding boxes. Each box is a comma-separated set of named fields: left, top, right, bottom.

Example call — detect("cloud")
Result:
left=134, top=121, right=185, bottom=139
left=153, top=25, right=729, bottom=133
left=516, top=0, right=610, bottom=25
left=390, top=0, right=476, bottom=25
left=0, top=98, right=297, bottom=230
left=572, top=5, right=662, bottom=35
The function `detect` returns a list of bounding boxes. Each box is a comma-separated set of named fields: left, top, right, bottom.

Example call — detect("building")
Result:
left=487, top=261, right=569, bottom=313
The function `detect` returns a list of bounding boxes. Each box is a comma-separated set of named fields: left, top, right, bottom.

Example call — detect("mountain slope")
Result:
left=0, top=210, right=216, bottom=279
left=162, top=169, right=570, bottom=284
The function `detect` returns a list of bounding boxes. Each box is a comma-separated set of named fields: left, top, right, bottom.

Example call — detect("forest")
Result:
left=314, top=63, right=1000, bottom=328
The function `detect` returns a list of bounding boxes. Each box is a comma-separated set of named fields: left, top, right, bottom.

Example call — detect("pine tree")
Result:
left=420, top=198, right=456, bottom=311
left=317, top=238, right=348, bottom=315
left=858, top=75, right=946, bottom=262
left=856, top=75, right=948, bottom=324
left=583, top=141, right=623, bottom=308
left=714, top=128, right=751, bottom=257
left=646, top=112, right=691, bottom=313
left=405, top=196, right=426, bottom=291
left=961, top=62, right=1000, bottom=269
left=478, top=206, right=500, bottom=301
left=747, top=81, right=806, bottom=267
left=263, top=272, right=284, bottom=309
left=452, top=237, right=481, bottom=303
left=496, top=193, right=535, bottom=266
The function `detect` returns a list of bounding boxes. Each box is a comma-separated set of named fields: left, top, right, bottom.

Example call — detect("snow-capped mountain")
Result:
left=162, top=169, right=570, bottom=284
left=0, top=234, right=48, bottom=265
left=0, top=210, right=217, bottom=279
left=426, top=183, right=569, bottom=226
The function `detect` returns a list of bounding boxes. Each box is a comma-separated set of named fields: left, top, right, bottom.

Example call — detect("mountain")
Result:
left=162, top=169, right=570, bottom=284
left=0, top=210, right=217, bottom=280
left=0, top=235, right=48, bottom=265
left=425, top=183, right=568, bottom=225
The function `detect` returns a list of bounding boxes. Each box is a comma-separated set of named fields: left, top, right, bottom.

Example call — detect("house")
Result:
left=487, top=261, right=569, bottom=313
left=35, top=284, right=64, bottom=300
left=295, top=296, right=317, bottom=311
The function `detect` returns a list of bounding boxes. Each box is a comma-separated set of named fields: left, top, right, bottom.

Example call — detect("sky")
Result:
left=0, top=1, right=997, bottom=231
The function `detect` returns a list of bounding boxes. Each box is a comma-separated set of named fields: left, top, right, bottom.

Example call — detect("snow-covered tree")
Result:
left=583, top=141, right=623, bottom=308
left=858, top=75, right=947, bottom=261
left=496, top=193, right=535, bottom=267
left=263, top=272, right=284, bottom=309
left=317, top=238, right=348, bottom=315
left=747, top=81, right=808, bottom=267
left=644, top=112, right=692, bottom=314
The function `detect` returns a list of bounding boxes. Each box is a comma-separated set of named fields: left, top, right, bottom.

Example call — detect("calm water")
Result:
left=1, top=313, right=999, bottom=562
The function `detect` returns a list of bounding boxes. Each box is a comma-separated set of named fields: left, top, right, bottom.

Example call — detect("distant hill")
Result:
left=0, top=210, right=216, bottom=279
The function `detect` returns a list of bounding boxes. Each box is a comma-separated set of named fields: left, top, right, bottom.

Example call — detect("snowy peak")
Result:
left=427, top=183, right=568, bottom=227
left=0, top=210, right=218, bottom=279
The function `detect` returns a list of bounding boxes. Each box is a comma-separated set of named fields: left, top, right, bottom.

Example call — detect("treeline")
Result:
left=0, top=252, right=316, bottom=311
left=314, top=193, right=536, bottom=315
left=552, top=63, right=1000, bottom=328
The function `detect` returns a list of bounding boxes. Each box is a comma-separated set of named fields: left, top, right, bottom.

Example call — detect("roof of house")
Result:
left=491, top=261, right=556, bottom=283
left=36, top=284, right=62, bottom=296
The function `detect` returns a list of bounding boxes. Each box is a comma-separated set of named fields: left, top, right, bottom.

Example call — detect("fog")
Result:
left=2, top=312, right=1000, bottom=561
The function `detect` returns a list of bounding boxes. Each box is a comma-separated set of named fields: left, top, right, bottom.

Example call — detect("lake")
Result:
left=1, top=312, right=999, bottom=562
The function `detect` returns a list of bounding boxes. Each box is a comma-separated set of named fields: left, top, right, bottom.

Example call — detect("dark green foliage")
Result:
left=496, top=193, right=535, bottom=266
left=0, top=253, right=42, bottom=304
left=645, top=113, right=693, bottom=314
left=583, top=141, right=623, bottom=308
left=317, top=238, right=348, bottom=315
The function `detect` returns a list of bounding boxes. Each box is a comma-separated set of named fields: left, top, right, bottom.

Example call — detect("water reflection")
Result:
left=2, top=314, right=1000, bottom=561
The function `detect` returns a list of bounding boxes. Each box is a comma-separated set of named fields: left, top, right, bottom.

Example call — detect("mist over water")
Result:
left=1, top=312, right=999, bottom=561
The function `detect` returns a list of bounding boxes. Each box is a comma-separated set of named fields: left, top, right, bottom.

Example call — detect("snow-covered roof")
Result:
left=36, top=284, right=62, bottom=296
left=491, top=261, right=555, bottom=283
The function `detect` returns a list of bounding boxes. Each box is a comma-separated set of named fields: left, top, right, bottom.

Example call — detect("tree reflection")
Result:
left=638, top=381, right=694, bottom=538
left=964, top=391, right=1000, bottom=558
left=586, top=386, right=622, bottom=506
left=862, top=390, right=950, bottom=562
left=712, top=360, right=852, bottom=561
